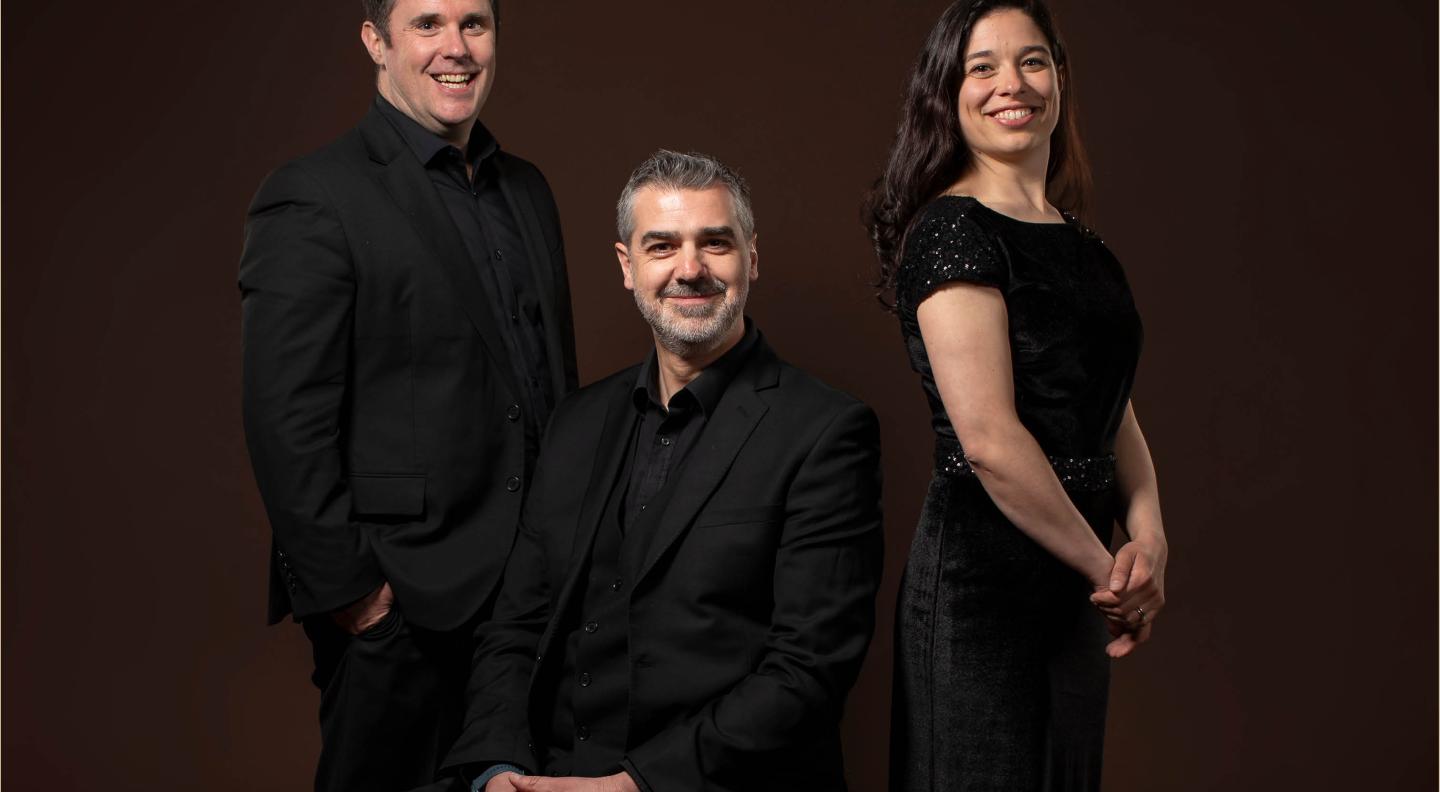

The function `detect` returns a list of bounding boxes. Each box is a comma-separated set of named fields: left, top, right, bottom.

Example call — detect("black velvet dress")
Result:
left=890, top=196, right=1143, bottom=791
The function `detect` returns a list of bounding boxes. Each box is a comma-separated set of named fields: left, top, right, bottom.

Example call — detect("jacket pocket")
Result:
left=349, top=474, right=426, bottom=518
left=694, top=504, right=784, bottom=527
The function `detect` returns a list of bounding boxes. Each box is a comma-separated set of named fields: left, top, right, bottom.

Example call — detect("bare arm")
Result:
left=917, top=282, right=1113, bottom=588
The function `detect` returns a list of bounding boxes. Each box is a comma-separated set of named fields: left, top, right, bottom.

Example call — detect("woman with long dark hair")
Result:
left=866, top=1, right=1169, bottom=789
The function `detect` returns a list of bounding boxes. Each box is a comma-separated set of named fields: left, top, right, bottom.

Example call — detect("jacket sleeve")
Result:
left=626, top=401, right=885, bottom=788
left=239, top=162, right=382, bottom=619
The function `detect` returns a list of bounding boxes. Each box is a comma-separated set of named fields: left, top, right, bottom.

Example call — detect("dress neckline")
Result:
left=938, top=194, right=1076, bottom=228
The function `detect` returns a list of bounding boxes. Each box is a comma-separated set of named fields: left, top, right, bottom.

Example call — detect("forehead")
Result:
left=966, top=8, right=1047, bottom=53
left=631, top=186, right=738, bottom=228
left=389, top=0, right=492, bottom=21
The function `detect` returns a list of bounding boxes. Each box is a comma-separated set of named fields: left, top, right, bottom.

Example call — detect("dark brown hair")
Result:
left=864, top=0, right=1091, bottom=308
left=361, top=0, right=501, bottom=44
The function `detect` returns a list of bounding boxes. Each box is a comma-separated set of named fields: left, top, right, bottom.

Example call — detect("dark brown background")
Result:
left=4, top=0, right=1436, bottom=789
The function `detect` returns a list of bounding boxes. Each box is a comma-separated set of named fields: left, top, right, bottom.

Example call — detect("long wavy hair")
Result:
left=865, top=0, right=1091, bottom=309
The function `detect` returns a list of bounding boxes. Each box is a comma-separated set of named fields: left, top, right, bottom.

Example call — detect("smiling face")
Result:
left=956, top=8, right=1061, bottom=166
left=361, top=0, right=496, bottom=146
left=615, top=186, right=759, bottom=357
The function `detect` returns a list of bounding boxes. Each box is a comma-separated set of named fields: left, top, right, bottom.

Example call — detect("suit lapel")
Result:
left=360, top=108, right=524, bottom=404
left=493, top=157, right=571, bottom=399
left=634, top=345, right=777, bottom=585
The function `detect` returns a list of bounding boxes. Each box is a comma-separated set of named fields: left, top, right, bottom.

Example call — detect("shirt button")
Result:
left=610, top=578, right=623, bottom=592
left=659, top=436, right=672, bottom=446
left=494, top=249, right=504, bottom=261
left=579, top=672, right=592, bottom=687
left=506, top=476, right=521, bottom=492
left=639, top=504, right=647, bottom=511
left=584, top=621, right=598, bottom=634
left=506, top=404, right=522, bottom=421
left=577, top=726, right=590, bottom=741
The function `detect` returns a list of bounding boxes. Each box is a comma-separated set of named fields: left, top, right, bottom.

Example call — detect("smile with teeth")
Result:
left=432, top=73, right=474, bottom=86
left=990, top=107, right=1034, bottom=121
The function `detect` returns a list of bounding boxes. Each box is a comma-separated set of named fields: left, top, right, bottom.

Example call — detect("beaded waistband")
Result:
left=935, top=442, right=1116, bottom=493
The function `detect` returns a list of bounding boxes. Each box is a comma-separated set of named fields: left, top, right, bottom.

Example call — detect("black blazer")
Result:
left=443, top=336, right=883, bottom=791
left=239, top=104, right=577, bottom=630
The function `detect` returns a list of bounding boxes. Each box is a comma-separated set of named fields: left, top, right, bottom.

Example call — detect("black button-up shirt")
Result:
left=375, top=96, right=554, bottom=467
left=544, top=320, right=759, bottom=786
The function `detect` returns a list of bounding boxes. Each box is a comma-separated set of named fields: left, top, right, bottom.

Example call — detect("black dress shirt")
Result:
left=543, top=321, right=760, bottom=785
left=375, top=96, right=554, bottom=468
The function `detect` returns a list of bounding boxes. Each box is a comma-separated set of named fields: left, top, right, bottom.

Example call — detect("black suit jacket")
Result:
left=240, top=104, right=577, bottom=630
left=443, top=336, right=883, bottom=791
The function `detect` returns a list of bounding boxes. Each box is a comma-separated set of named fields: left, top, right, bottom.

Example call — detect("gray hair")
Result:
left=615, top=150, right=755, bottom=244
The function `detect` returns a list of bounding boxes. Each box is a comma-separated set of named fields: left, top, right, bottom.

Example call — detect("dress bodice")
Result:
left=896, top=196, right=1143, bottom=460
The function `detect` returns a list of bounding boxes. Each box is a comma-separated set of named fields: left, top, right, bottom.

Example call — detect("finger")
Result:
left=1135, top=622, right=1153, bottom=644
left=1089, top=588, right=1121, bottom=607
left=1109, top=544, right=1137, bottom=593
left=1106, top=630, right=1138, bottom=658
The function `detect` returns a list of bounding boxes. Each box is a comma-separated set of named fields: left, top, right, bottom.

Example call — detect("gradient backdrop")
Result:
left=4, top=0, right=1436, bottom=789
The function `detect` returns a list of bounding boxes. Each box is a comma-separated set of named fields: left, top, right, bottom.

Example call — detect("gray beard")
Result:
left=635, top=283, right=747, bottom=358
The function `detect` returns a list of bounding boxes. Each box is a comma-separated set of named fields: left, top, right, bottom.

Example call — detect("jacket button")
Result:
left=610, top=578, right=623, bottom=592
left=535, top=653, right=544, bottom=662
left=584, top=621, right=598, bottom=634
left=576, top=726, right=590, bottom=741
left=505, top=476, right=521, bottom=492
left=506, top=404, right=521, bottom=421
left=579, top=672, right=592, bottom=687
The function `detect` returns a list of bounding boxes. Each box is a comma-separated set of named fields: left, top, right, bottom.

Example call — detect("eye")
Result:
left=646, top=243, right=675, bottom=254
left=703, top=239, right=734, bottom=251
left=1022, top=56, right=1050, bottom=69
left=968, top=63, right=995, bottom=76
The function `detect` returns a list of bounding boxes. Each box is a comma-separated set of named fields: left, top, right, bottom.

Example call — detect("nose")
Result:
left=439, top=24, right=467, bottom=59
left=997, top=65, right=1023, bottom=95
left=675, top=244, right=705, bottom=281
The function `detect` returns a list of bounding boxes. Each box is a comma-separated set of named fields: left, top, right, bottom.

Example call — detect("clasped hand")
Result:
left=1089, top=538, right=1167, bottom=658
left=487, top=771, right=640, bottom=792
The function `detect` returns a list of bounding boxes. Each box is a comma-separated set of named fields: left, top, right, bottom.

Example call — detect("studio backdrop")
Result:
left=3, top=0, right=1435, bottom=789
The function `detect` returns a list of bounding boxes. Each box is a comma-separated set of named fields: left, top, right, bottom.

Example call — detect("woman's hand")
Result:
left=1090, top=536, right=1167, bottom=657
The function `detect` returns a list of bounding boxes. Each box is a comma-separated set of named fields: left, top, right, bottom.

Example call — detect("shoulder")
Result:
left=896, top=196, right=1008, bottom=312
left=249, top=126, right=370, bottom=209
left=549, top=365, right=641, bottom=426
left=761, top=349, right=878, bottom=441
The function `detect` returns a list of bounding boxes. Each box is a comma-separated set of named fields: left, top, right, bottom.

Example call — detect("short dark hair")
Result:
left=361, top=0, right=501, bottom=44
left=616, top=150, right=755, bottom=244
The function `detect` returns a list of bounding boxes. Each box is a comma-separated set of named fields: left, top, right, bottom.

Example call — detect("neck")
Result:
left=378, top=79, right=473, bottom=148
left=652, top=320, right=744, bottom=404
left=950, top=145, right=1055, bottom=219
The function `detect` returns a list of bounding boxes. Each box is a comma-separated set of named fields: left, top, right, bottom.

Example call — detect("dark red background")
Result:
left=5, top=1, right=1436, bottom=789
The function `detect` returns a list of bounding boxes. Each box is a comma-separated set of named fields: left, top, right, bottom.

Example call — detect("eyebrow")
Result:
left=965, top=44, right=1051, bottom=62
left=638, top=226, right=737, bottom=245
left=406, top=11, right=491, bottom=27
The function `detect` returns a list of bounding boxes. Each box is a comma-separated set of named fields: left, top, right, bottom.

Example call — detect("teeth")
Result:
left=994, top=108, right=1033, bottom=121
left=434, top=74, right=471, bottom=84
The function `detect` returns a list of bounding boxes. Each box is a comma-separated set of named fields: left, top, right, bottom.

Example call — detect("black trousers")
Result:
left=303, top=609, right=475, bottom=792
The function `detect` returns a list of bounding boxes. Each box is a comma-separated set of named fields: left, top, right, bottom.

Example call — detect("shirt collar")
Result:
left=374, top=94, right=499, bottom=170
left=631, top=317, right=759, bottom=417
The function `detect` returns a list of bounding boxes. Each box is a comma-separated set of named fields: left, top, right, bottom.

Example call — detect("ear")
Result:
left=360, top=21, right=387, bottom=67
left=747, top=233, right=759, bottom=282
left=615, top=242, right=636, bottom=291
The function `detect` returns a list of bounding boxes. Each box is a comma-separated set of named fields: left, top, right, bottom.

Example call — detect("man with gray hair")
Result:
left=441, top=150, right=884, bottom=792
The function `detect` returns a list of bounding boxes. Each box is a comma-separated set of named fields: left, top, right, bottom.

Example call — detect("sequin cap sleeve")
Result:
left=896, top=199, right=1007, bottom=313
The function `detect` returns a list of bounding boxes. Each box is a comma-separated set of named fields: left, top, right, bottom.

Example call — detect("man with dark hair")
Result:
left=239, top=1, right=574, bottom=790
left=442, top=150, right=883, bottom=792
